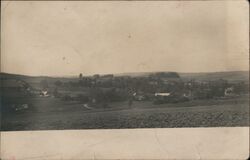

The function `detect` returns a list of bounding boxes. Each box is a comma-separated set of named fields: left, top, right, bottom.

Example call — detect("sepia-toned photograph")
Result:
left=1, top=1, right=249, bottom=159
left=1, top=1, right=249, bottom=132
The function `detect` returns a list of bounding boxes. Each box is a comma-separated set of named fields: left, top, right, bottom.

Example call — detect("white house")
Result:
left=154, top=93, right=171, bottom=97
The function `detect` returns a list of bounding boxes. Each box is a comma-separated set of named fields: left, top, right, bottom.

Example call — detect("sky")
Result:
left=1, top=1, right=249, bottom=76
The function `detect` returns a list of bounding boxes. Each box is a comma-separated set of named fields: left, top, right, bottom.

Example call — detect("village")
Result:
left=1, top=72, right=248, bottom=112
left=1, top=71, right=249, bottom=130
left=43, top=72, right=248, bottom=104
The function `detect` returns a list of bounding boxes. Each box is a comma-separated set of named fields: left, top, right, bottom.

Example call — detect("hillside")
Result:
left=0, top=72, right=78, bottom=89
left=179, top=71, right=249, bottom=82
left=116, top=71, right=249, bottom=82
left=1, top=71, right=248, bottom=84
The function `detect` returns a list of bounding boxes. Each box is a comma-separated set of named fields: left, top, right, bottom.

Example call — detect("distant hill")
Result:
left=116, top=71, right=248, bottom=82
left=116, top=71, right=181, bottom=78
left=115, top=72, right=151, bottom=77
left=0, top=72, right=34, bottom=79
left=1, top=71, right=248, bottom=86
left=148, top=72, right=180, bottom=78
left=179, top=71, right=249, bottom=82
left=0, top=72, right=78, bottom=89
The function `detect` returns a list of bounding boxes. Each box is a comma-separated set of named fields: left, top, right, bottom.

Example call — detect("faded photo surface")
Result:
left=0, top=0, right=249, bottom=159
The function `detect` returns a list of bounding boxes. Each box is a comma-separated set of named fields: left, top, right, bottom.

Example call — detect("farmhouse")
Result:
left=41, top=90, right=50, bottom=97
left=133, top=92, right=146, bottom=101
left=154, top=92, right=171, bottom=97
left=224, top=87, right=235, bottom=97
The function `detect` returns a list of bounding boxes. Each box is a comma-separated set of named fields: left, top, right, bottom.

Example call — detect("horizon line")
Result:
left=0, top=70, right=249, bottom=78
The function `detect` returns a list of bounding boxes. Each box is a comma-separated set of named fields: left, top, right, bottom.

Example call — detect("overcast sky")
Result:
left=1, top=1, right=249, bottom=76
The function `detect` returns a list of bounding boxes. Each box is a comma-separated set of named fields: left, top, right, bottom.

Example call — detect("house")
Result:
left=183, top=90, right=192, bottom=98
left=133, top=92, right=146, bottom=101
left=155, top=92, right=171, bottom=97
left=154, top=92, right=171, bottom=101
left=224, top=87, right=235, bottom=96
left=40, top=90, right=50, bottom=97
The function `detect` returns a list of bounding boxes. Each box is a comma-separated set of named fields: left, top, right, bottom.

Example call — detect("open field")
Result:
left=2, top=95, right=249, bottom=131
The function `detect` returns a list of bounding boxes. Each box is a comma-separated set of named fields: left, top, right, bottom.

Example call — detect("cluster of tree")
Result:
left=40, top=74, right=249, bottom=105
left=40, top=79, right=49, bottom=89
left=149, top=72, right=180, bottom=79
left=232, top=82, right=249, bottom=94
left=51, top=72, right=181, bottom=89
left=60, top=88, right=130, bottom=108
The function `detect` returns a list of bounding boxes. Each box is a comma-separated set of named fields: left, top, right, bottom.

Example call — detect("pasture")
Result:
left=2, top=95, right=249, bottom=131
